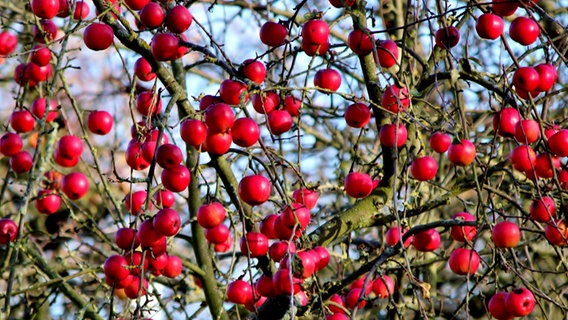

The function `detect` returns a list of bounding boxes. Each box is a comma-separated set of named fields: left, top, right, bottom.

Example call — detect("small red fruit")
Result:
left=435, top=26, right=460, bottom=49
left=227, top=280, right=254, bottom=305
left=344, top=103, right=371, bottom=128
left=267, top=110, right=293, bottom=135
left=240, top=59, right=266, bottom=85
left=259, top=21, right=287, bottom=47
left=219, top=79, right=248, bottom=105
left=153, top=208, right=181, bottom=236
left=492, top=107, right=520, bottom=137
left=379, top=123, right=407, bottom=148
left=344, top=172, right=373, bottom=198
left=509, top=17, right=539, bottom=46
left=488, top=292, right=514, bottom=320
left=377, top=39, right=399, bottom=68
left=84, top=23, right=114, bottom=51
left=448, top=248, right=480, bottom=275
left=382, top=84, right=410, bottom=113
left=166, top=5, right=192, bottom=34
left=87, top=110, right=113, bottom=135
left=314, top=69, right=341, bottom=92
left=475, top=13, right=504, bottom=40
left=0, top=218, right=18, bottom=245
left=161, top=164, right=190, bottom=192
left=410, top=156, right=438, bottom=181
left=240, top=232, right=269, bottom=258
left=197, top=202, right=227, bottom=229
left=232, top=117, right=260, bottom=147
left=450, top=212, right=477, bottom=242
left=238, top=175, right=271, bottom=206
left=372, top=275, right=395, bottom=298
left=447, top=139, right=476, bottom=166
left=412, top=228, right=441, bottom=252
left=530, top=196, right=555, bottom=223
left=492, top=221, right=521, bottom=248
left=61, top=172, right=89, bottom=200
left=347, top=29, right=374, bottom=55
left=505, top=288, right=535, bottom=317
left=385, top=226, right=412, bottom=248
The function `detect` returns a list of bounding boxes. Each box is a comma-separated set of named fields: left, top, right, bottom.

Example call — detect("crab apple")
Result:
left=214, top=234, right=233, bottom=252
left=280, top=203, right=311, bottom=230
left=31, top=97, right=58, bottom=122
left=124, top=0, right=149, bottom=10
left=150, top=237, right=167, bottom=256
left=450, top=212, right=477, bottom=242
left=311, top=246, right=330, bottom=271
left=10, top=151, right=33, bottom=174
left=124, top=276, right=148, bottom=299
left=197, top=202, right=227, bottom=229
left=240, top=232, right=269, bottom=258
left=377, top=39, right=399, bottom=68
left=166, top=5, right=192, bottom=33
left=344, top=102, right=370, bottom=128
left=35, top=190, right=60, bottom=214
left=548, top=129, right=568, bottom=157
left=203, top=130, right=232, bottom=155
left=492, top=0, right=518, bottom=16
left=161, top=164, right=190, bottom=192
left=514, top=119, right=540, bottom=144
left=302, top=19, right=329, bottom=45
left=492, top=221, right=521, bottom=248
left=240, top=59, right=266, bottom=84
left=85, top=110, right=113, bottom=135
left=0, top=218, right=18, bottom=245
left=199, top=95, right=222, bottom=110
left=410, top=156, right=438, bottom=181
left=56, top=135, right=83, bottom=160
left=220, top=79, right=248, bottom=105
left=347, top=29, right=374, bottom=55
left=84, top=23, right=113, bottom=51
left=14, top=64, right=36, bottom=87
left=344, top=172, right=373, bottom=198
left=255, top=275, right=275, bottom=297
left=155, top=144, right=182, bottom=169
left=260, top=214, right=278, bottom=239
left=292, top=188, right=318, bottom=210
left=0, top=132, right=23, bottom=157
left=140, top=2, right=165, bottom=29
left=509, top=17, right=539, bottom=46
left=180, top=119, right=207, bottom=148
left=535, top=63, right=557, bottom=92
left=153, top=189, right=175, bottom=208
left=115, top=227, right=140, bottom=251
left=204, top=103, right=234, bottom=133
left=382, top=84, right=410, bottom=113
left=534, top=153, right=560, bottom=179
left=283, top=95, right=301, bottom=116
left=513, top=67, right=540, bottom=92
left=385, top=226, right=412, bottom=247
left=544, top=219, right=568, bottom=246
left=447, top=139, right=476, bottom=166
left=54, top=148, right=80, bottom=167
left=345, top=288, right=367, bottom=309
left=61, top=172, right=89, bottom=200
left=448, top=248, right=480, bottom=275
left=530, top=196, right=555, bottom=223
left=153, top=208, right=181, bottom=236
left=151, top=33, right=181, bottom=61
left=72, top=1, right=90, bottom=20
left=314, top=69, right=341, bottom=92
left=302, top=40, right=329, bottom=56
left=429, top=132, right=451, bottom=153
left=0, top=31, right=17, bottom=56
left=510, top=145, right=536, bottom=172
left=135, top=91, right=162, bottom=116
left=291, top=251, right=317, bottom=279
left=267, top=110, right=293, bottom=135
left=205, top=223, right=230, bottom=244
left=30, top=45, right=51, bottom=66
left=33, top=19, right=58, bottom=44
left=489, top=292, right=514, bottom=320
left=137, top=219, right=164, bottom=248
left=475, top=13, right=504, bottom=40
left=493, top=107, right=520, bottom=137
left=272, top=269, right=302, bottom=295
left=379, top=123, right=407, bottom=148
left=435, top=26, right=460, bottom=49
left=252, top=91, right=280, bottom=114
left=104, top=255, right=130, bottom=282
left=125, top=190, right=151, bottom=215
left=31, top=0, right=59, bottom=19
left=327, top=293, right=347, bottom=314
left=259, top=21, right=287, bottom=47
left=273, top=216, right=296, bottom=240
left=329, top=0, right=355, bottom=7
left=162, top=255, right=183, bottom=278
left=148, top=253, right=168, bottom=276
left=238, top=174, right=271, bottom=206
left=125, top=141, right=150, bottom=170
left=505, top=288, right=535, bottom=317
left=10, top=110, right=35, bottom=133
left=232, top=117, right=260, bottom=147
left=372, top=275, right=395, bottom=298
left=227, top=280, right=253, bottom=305
left=412, top=228, right=441, bottom=252
left=134, top=57, right=156, bottom=81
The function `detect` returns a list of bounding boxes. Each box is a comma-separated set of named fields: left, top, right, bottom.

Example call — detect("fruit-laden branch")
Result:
left=91, top=0, right=193, bottom=117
